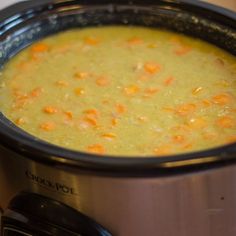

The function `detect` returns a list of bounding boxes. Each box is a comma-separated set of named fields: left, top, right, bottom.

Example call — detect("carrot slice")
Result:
left=216, top=116, right=235, bottom=128
left=201, top=99, right=212, bottom=107
left=43, top=106, right=58, bottom=114
left=212, top=93, right=232, bottom=105
left=111, top=118, right=118, bottom=126
left=40, top=122, right=56, bottom=131
left=187, top=117, right=207, bottom=129
left=124, top=85, right=140, bottom=95
left=30, top=87, right=43, bottom=98
left=31, top=43, right=49, bottom=53
left=15, top=117, right=26, bottom=125
left=64, top=111, right=73, bottom=120
left=96, top=76, right=110, bottom=86
left=172, top=135, right=185, bottom=144
left=143, top=87, right=159, bottom=98
left=83, top=116, right=98, bottom=126
left=202, top=132, right=217, bottom=140
left=127, top=37, right=143, bottom=45
left=144, top=62, right=161, bottom=74
left=164, top=76, right=175, bottom=86
left=176, top=103, right=197, bottom=116
left=174, top=45, right=191, bottom=56
left=74, top=88, right=85, bottom=96
left=87, top=144, right=105, bottom=154
left=84, top=109, right=99, bottom=118
left=116, top=104, right=126, bottom=114
left=182, top=143, right=193, bottom=150
left=84, top=37, right=100, bottom=45
left=153, top=145, right=172, bottom=155
left=74, top=72, right=89, bottom=80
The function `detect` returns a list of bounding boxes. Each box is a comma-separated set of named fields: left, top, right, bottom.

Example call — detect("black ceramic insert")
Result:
left=0, top=0, right=235, bottom=175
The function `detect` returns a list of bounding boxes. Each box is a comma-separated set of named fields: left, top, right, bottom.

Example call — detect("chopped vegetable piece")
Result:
left=84, top=37, right=100, bottom=45
left=174, top=45, right=191, bottom=56
left=31, top=43, right=49, bottom=53
left=212, top=93, right=232, bottom=105
left=87, top=144, right=105, bottom=154
left=40, top=122, right=56, bottom=131
left=172, top=135, right=185, bottom=143
left=164, top=76, right=175, bottom=86
left=116, top=104, right=126, bottom=114
left=153, top=145, right=172, bottom=155
left=83, top=116, right=98, bottom=127
left=15, top=117, right=26, bottom=125
left=143, top=87, right=159, bottom=98
left=64, top=111, right=73, bottom=119
left=74, top=88, right=85, bottom=96
left=187, top=117, right=206, bottom=129
left=144, top=62, right=161, bottom=74
left=182, top=143, right=193, bottom=150
left=127, top=37, right=143, bottom=45
left=74, top=72, right=89, bottom=80
left=84, top=109, right=99, bottom=117
left=176, top=103, right=197, bottom=116
left=43, top=106, right=58, bottom=114
left=96, top=76, right=110, bottom=86
left=216, top=116, right=235, bottom=128
left=111, top=118, right=118, bottom=126
left=201, top=99, right=212, bottom=107
left=30, top=87, right=43, bottom=98
left=124, top=85, right=140, bottom=95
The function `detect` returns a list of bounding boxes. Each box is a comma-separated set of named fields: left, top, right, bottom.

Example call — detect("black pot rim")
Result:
left=0, top=0, right=236, bottom=175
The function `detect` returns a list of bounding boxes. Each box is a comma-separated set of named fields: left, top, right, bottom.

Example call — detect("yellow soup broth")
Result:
left=0, top=26, right=236, bottom=157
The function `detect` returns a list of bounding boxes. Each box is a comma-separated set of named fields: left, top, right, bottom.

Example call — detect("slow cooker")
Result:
left=0, top=0, right=236, bottom=235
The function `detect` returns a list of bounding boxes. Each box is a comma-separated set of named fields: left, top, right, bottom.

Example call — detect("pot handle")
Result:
left=1, top=192, right=112, bottom=236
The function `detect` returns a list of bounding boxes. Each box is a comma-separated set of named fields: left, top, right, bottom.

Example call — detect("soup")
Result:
left=0, top=26, right=235, bottom=156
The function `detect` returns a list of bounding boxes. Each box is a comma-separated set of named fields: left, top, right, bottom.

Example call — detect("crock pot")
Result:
left=0, top=0, right=236, bottom=235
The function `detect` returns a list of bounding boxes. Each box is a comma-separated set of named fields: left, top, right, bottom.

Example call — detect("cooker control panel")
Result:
left=1, top=192, right=112, bottom=236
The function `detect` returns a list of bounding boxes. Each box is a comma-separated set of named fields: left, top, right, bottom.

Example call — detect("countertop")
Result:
left=0, top=0, right=236, bottom=11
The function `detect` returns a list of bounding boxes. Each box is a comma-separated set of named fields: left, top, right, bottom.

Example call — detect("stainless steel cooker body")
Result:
left=0, top=1, right=236, bottom=236
left=1, top=146, right=236, bottom=236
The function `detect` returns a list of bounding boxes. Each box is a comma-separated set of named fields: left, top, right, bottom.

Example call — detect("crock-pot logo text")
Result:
left=25, top=170, right=76, bottom=195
